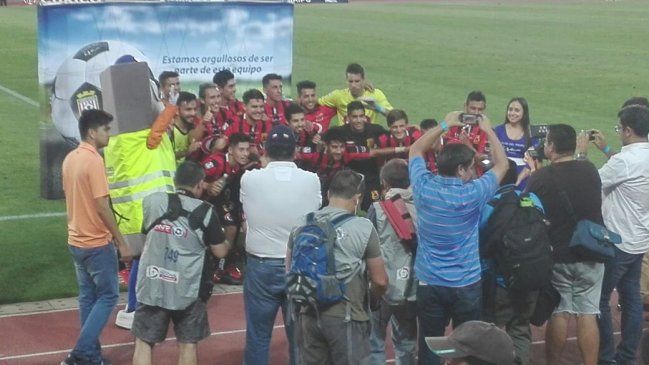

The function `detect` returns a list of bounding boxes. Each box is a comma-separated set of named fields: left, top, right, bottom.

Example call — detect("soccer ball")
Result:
left=50, top=40, right=158, bottom=145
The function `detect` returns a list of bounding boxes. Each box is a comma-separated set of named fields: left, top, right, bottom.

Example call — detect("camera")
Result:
left=529, top=124, right=549, bottom=139
left=588, top=129, right=597, bottom=141
left=527, top=144, right=545, bottom=161
left=459, top=113, right=481, bottom=125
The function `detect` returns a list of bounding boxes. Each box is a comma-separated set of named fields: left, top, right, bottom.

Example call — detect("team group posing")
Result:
left=60, top=62, right=649, bottom=365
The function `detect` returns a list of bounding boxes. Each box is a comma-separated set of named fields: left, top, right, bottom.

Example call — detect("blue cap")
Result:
left=266, top=125, right=296, bottom=151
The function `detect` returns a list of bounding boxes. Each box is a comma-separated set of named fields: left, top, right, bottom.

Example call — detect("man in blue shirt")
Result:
left=408, top=115, right=509, bottom=365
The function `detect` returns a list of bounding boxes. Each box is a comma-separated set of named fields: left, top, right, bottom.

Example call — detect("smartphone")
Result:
left=588, top=130, right=597, bottom=141
left=459, top=113, right=480, bottom=125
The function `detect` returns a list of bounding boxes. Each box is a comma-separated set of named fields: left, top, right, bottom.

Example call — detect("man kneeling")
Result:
left=132, top=161, right=230, bottom=365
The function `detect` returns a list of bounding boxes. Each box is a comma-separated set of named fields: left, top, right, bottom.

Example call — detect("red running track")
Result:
left=0, top=290, right=644, bottom=365
left=0, top=292, right=292, bottom=365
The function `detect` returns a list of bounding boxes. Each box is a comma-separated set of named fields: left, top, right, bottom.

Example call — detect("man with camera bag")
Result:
left=525, top=124, right=604, bottom=365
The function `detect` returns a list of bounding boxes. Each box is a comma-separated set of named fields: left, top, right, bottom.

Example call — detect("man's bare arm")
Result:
left=95, top=196, right=132, bottom=261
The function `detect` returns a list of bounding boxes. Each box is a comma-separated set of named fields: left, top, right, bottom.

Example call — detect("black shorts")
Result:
left=131, top=300, right=210, bottom=344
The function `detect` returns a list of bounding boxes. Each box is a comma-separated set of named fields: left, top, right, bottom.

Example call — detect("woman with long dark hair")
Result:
left=494, top=97, right=536, bottom=187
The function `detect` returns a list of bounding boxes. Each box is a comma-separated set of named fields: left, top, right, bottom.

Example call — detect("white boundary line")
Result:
left=0, top=212, right=66, bottom=222
left=0, top=83, right=39, bottom=108
left=0, top=290, right=243, bottom=318
left=0, top=325, right=277, bottom=361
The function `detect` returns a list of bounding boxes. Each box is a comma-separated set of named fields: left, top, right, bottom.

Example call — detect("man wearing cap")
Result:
left=425, top=320, right=516, bottom=365
left=240, top=125, right=322, bottom=365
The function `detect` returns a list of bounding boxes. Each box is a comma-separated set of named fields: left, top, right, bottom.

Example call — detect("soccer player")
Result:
left=263, top=73, right=292, bottom=126
left=333, top=101, right=388, bottom=210
left=319, top=63, right=393, bottom=125
left=213, top=69, right=245, bottom=126
left=296, top=80, right=337, bottom=134
left=158, top=70, right=180, bottom=104
left=296, top=127, right=376, bottom=205
left=171, top=91, right=201, bottom=165
left=225, top=89, right=273, bottom=158
left=201, top=133, right=260, bottom=285
left=376, top=109, right=422, bottom=162
left=443, top=90, right=490, bottom=177
left=420, top=118, right=440, bottom=173
left=285, top=103, right=319, bottom=154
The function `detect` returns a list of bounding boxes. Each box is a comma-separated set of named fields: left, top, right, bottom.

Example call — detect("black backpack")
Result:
left=481, top=189, right=553, bottom=293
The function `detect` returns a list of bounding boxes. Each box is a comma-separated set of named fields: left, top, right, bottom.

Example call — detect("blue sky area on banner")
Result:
left=37, top=2, right=294, bottom=85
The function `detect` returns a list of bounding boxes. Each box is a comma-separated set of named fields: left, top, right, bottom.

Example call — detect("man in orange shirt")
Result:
left=61, top=109, right=132, bottom=365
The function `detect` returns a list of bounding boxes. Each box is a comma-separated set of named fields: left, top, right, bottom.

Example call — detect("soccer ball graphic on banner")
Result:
left=50, top=40, right=156, bottom=145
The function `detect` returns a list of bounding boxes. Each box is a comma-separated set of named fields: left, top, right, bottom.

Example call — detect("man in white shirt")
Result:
left=595, top=104, right=649, bottom=365
left=240, top=125, right=322, bottom=365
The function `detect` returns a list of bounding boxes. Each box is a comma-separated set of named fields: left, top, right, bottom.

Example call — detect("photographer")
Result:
left=576, top=103, right=649, bottom=365
left=524, top=124, right=604, bottom=365
left=409, top=114, right=508, bottom=365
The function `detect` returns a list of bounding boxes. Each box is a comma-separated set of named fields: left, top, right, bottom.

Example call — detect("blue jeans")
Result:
left=598, top=247, right=644, bottom=365
left=69, top=243, right=119, bottom=364
left=369, top=299, right=417, bottom=365
left=416, top=281, right=482, bottom=365
left=126, top=258, right=140, bottom=312
left=243, top=254, right=295, bottom=365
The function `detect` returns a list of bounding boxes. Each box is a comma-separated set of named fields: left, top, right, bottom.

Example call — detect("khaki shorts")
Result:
left=552, top=262, right=604, bottom=315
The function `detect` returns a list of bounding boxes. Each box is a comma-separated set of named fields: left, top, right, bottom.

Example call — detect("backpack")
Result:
left=286, top=212, right=355, bottom=308
left=378, top=194, right=417, bottom=250
left=481, top=190, right=552, bottom=293
left=373, top=198, right=417, bottom=305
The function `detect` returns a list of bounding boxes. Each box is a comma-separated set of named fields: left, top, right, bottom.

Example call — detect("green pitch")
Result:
left=0, top=0, right=647, bottom=303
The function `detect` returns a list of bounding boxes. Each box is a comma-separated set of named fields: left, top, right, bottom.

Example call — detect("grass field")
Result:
left=1, top=0, right=648, bottom=304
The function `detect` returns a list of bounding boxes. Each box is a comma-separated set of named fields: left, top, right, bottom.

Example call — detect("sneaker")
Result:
left=61, top=354, right=78, bottom=365
left=221, top=265, right=243, bottom=285
left=115, top=309, right=134, bottom=330
left=212, top=268, right=225, bottom=284
left=118, top=269, right=130, bottom=289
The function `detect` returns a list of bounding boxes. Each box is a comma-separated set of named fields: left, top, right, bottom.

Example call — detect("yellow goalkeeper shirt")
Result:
left=318, top=88, right=393, bottom=126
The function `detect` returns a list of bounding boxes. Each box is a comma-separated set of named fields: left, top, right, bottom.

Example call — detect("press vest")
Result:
left=372, top=201, right=417, bottom=304
left=137, top=192, right=213, bottom=310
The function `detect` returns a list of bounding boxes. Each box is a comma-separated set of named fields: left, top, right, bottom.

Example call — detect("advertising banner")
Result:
left=37, top=1, right=294, bottom=198
left=291, top=0, right=347, bottom=3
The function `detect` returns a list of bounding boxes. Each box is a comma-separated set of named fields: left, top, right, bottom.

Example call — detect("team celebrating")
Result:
left=61, top=61, right=649, bottom=365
